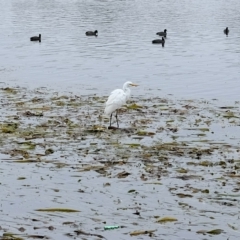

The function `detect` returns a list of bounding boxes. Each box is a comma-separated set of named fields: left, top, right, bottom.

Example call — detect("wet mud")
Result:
left=0, top=87, right=240, bottom=239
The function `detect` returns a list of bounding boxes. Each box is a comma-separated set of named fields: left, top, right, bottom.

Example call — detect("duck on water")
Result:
left=224, top=27, right=229, bottom=36
left=152, top=37, right=165, bottom=46
left=86, top=30, right=98, bottom=36
left=156, top=29, right=167, bottom=37
left=30, top=34, right=41, bottom=42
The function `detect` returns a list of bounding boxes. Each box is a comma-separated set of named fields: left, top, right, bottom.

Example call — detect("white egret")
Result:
left=104, top=81, right=138, bottom=128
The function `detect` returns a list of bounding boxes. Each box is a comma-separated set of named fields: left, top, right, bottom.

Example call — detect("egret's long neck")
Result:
left=123, top=83, right=131, bottom=99
left=125, top=87, right=131, bottom=96
left=122, top=83, right=128, bottom=92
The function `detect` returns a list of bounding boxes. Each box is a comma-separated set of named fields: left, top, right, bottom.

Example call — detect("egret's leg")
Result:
left=109, top=114, right=112, bottom=127
left=115, top=110, right=119, bottom=128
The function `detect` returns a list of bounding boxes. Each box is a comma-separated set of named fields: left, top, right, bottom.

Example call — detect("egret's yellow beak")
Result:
left=130, top=83, right=138, bottom=87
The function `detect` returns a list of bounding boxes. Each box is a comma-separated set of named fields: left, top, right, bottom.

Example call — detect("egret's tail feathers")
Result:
left=104, top=104, right=117, bottom=116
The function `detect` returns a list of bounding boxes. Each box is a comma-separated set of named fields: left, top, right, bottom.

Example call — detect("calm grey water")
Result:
left=0, top=0, right=239, bottom=99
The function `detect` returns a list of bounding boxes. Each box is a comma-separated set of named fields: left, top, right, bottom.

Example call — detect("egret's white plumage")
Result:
left=104, top=81, right=138, bottom=128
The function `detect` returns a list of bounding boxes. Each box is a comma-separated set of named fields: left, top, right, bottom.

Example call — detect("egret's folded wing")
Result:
left=106, top=89, right=122, bottom=104
left=104, top=89, right=127, bottom=115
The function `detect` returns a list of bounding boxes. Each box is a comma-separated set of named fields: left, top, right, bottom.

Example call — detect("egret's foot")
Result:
left=108, top=126, right=119, bottom=130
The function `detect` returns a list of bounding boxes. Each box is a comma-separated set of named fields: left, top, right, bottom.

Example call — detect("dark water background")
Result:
left=0, top=0, right=239, bottom=99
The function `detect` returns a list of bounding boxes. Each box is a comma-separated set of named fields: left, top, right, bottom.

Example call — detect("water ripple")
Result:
left=0, top=0, right=239, bottom=99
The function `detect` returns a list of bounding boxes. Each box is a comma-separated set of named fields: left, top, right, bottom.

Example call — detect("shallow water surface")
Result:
left=0, top=0, right=240, bottom=99
left=0, top=1, right=240, bottom=239
left=0, top=87, right=240, bottom=239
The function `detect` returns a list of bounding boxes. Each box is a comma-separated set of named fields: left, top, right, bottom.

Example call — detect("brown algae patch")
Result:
left=0, top=87, right=240, bottom=239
